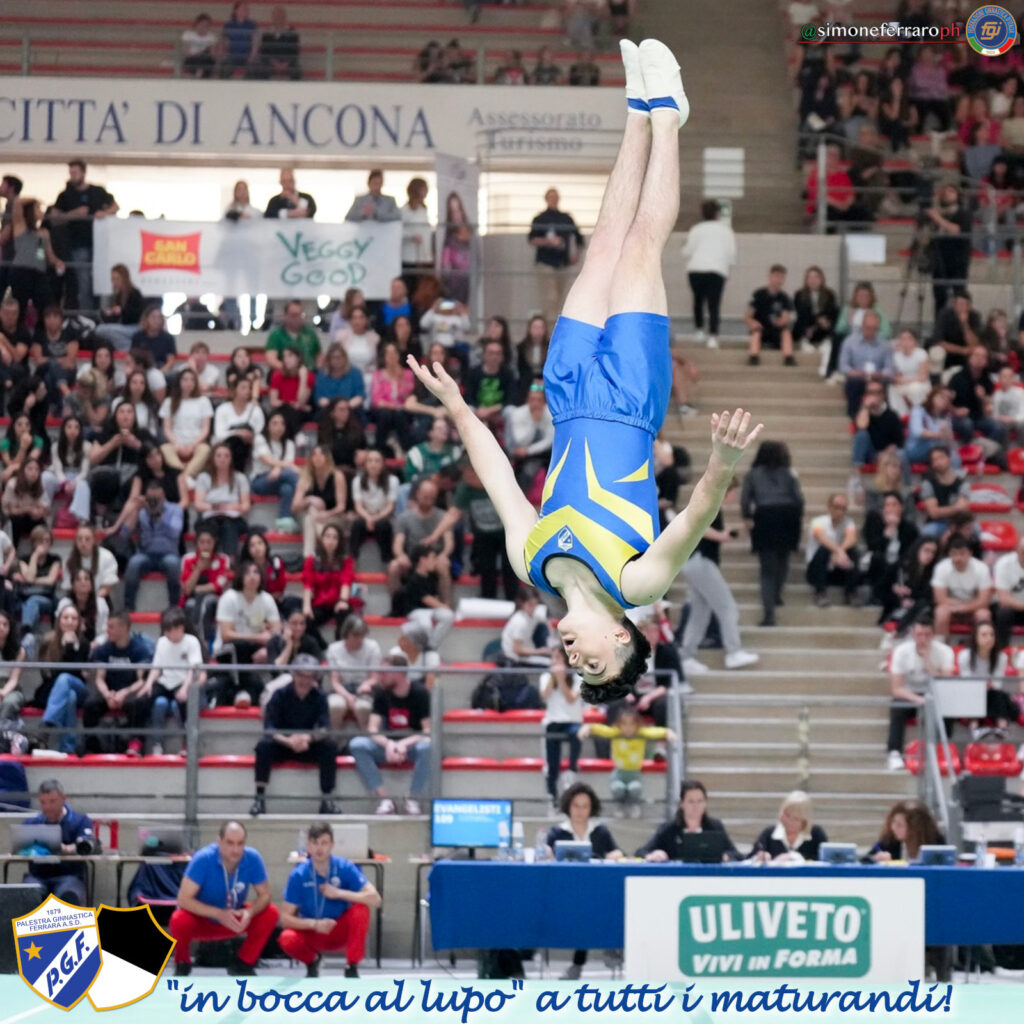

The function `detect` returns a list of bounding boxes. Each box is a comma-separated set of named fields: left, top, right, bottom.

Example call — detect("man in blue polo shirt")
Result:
left=22, top=778, right=98, bottom=905
left=169, top=820, right=278, bottom=977
left=277, top=822, right=382, bottom=978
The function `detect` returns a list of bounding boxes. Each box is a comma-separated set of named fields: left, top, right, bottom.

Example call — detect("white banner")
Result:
left=624, top=876, right=924, bottom=984
left=0, top=78, right=623, bottom=162
left=92, top=217, right=401, bottom=299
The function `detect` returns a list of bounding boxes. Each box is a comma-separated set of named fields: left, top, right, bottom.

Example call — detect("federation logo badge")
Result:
left=557, top=526, right=574, bottom=551
left=14, top=895, right=102, bottom=1011
left=966, top=5, right=1019, bottom=55
left=87, top=905, right=176, bottom=1011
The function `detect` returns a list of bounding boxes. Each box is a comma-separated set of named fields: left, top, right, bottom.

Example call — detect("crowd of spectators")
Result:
left=415, top=40, right=605, bottom=86
left=181, top=4, right=301, bottom=81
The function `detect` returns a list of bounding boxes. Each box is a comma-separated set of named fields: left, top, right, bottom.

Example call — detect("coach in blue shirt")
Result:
left=169, top=820, right=279, bottom=977
left=278, top=822, right=381, bottom=978
left=23, top=778, right=97, bottom=905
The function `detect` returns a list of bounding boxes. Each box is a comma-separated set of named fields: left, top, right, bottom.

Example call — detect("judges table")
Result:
left=428, top=862, right=1024, bottom=950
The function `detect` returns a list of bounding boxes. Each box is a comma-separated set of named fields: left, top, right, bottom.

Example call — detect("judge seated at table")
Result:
left=748, top=789, right=828, bottom=864
left=636, top=780, right=739, bottom=863
left=22, top=777, right=98, bottom=905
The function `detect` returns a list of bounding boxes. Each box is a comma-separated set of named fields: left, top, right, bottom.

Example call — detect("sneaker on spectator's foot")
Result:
left=678, top=680, right=695, bottom=695
left=682, top=657, right=709, bottom=676
left=560, top=964, right=583, bottom=981
left=275, top=516, right=300, bottom=534
left=603, top=949, right=624, bottom=969
left=404, top=798, right=422, bottom=815
left=318, top=797, right=338, bottom=815
left=306, top=956, right=321, bottom=979
left=249, top=794, right=266, bottom=817
left=887, top=750, right=906, bottom=771
left=558, top=769, right=577, bottom=794
left=227, top=957, right=256, bottom=976
left=724, top=650, right=759, bottom=670
left=783, top=355, right=797, bottom=367
left=376, top=798, right=396, bottom=815
left=694, top=329, right=706, bottom=343
left=677, top=403, right=698, bottom=417
left=813, top=591, right=831, bottom=608
left=234, top=691, right=253, bottom=709
left=344, top=964, right=360, bottom=979
left=613, top=803, right=626, bottom=819
left=758, top=616, right=776, bottom=627
left=747, top=354, right=760, bottom=366
left=126, top=739, right=142, bottom=757
left=706, top=335, right=719, bottom=349
left=174, top=962, right=192, bottom=977
left=151, top=743, right=163, bottom=757
left=799, top=339, right=815, bottom=353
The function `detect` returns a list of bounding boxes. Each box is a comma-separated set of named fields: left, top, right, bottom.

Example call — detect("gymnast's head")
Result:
left=559, top=607, right=653, bottom=705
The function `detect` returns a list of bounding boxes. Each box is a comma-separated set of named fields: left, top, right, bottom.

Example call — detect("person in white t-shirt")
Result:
left=326, top=615, right=382, bottom=729
left=993, top=535, right=1024, bottom=646
left=886, top=617, right=955, bottom=770
left=186, top=341, right=223, bottom=394
left=681, top=200, right=736, bottom=349
left=931, top=535, right=992, bottom=641
left=401, top=177, right=433, bottom=288
left=140, top=607, right=205, bottom=755
left=541, top=647, right=583, bottom=806
left=501, top=587, right=554, bottom=667
left=805, top=494, right=860, bottom=607
left=160, top=367, right=213, bottom=483
left=889, top=329, right=931, bottom=415
left=212, top=376, right=266, bottom=474
left=992, top=365, right=1024, bottom=442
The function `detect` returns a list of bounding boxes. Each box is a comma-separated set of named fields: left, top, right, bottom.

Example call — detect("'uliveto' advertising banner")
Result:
left=624, top=876, right=925, bottom=984
left=92, top=217, right=401, bottom=300
left=0, top=77, right=623, bottom=161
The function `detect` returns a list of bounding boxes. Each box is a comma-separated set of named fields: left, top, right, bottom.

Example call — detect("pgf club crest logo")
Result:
left=14, top=897, right=175, bottom=1011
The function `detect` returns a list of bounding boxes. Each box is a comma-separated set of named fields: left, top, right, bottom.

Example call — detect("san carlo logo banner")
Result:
left=624, top=876, right=924, bottom=984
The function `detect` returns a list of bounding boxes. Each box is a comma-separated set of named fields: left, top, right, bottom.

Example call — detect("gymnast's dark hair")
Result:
left=578, top=616, right=652, bottom=705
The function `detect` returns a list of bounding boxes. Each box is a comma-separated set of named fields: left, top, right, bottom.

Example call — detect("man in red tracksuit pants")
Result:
left=278, top=821, right=382, bottom=978
left=169, top=820, right=279, bottom=976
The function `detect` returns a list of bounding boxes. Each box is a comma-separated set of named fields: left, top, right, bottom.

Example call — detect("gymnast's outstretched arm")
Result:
left=407, top=355, right=538, bottom=580
left=621, top=410, right=763, bottom=606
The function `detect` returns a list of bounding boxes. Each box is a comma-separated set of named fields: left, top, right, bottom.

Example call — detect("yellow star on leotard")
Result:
left=24, top=942, right=42, bottom=960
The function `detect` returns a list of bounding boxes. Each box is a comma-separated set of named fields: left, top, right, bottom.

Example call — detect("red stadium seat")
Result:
left=981, top=521, right=1019, bottom=552
left=964, top=742, right=1022, bottom=776
left=969, top=482, right=1013, bottom=513
left=959, top=443, right=984, bottom=466
left=1009, top=448, right=1024, bottom=475
left=903, top=739, right=962, bottom=776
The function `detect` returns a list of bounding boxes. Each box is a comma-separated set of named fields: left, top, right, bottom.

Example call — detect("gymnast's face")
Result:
left=557, top=607, right=631, bottom=685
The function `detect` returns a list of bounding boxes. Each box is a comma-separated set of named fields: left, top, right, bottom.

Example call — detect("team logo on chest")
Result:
left=557, top=527, right=575, bottom=551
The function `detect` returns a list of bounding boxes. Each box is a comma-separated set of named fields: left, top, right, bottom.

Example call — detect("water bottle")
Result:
left=975, top=838, right=987, bottom=868
left=511, top=820, right=525, bottom=862
left=535, top=827, right=549, bottom=863
left=496, top=820, right=510, bottom=861
left=1014, top=826, right=1024, bottom=867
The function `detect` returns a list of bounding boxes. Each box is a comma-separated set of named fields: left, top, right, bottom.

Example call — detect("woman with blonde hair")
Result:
left=292, top=443, right=348, bottom=556
left=749, top=790, right=828, bottom=862
left=863, top=448, right=913, bottom=517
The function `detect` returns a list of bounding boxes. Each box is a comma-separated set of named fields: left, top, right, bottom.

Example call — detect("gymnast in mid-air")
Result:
left=409, top=38, right=763, bottom=703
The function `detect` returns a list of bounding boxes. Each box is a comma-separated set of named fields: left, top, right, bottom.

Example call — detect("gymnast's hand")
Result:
left=710, top=409, right=764, bottom=469
left=407, top=355, right=465, bottom=413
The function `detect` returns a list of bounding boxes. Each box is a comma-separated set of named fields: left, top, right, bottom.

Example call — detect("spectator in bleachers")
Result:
left=84, top=611, right=154, bottom=755
left=185, top=340, right=221, bottom=395
left=265, top=168, right=316, bottom=222
left=949, top=343, right=1006, bottom=447
left=181, top=12, right=218, bottom=79
left=131, top=305, right=177, bottom=375
left=681, top=200, right=736, bottom=353
left=924, top=189, right=973, bottom=318
left=992, top=364, right=1024, bottom=440
left=443, top=39, right=473, bottom=84
left=14, top=524, right=60, bottom=639
left=212, top=561, right=282, bottom=707
left=957, top=620, right=1015, bottom=736
left=193, top=442, right=251, bottom=559
left=957, top=93, right=1001, bottom=149
left=515, top=316, right=550, bottom=402
left=302, top=523, right=356, bottom=645
left=387, top=315, right=421, bottom=364
left=170, top=820, right=278, bottom=977
left=531, top=46, right=562, bottom=85
left=279, top=821, right=380, bottom=979
left=501, top=587, right=554, bottom=667
left=75, top=344, right=115, bottom=430
left=882, top=536, right=939, bottom=636
left=22, top=779, right=97, bottom=904
left=251, top=653, right=338, bottom=817
left=889, top=329, right=931, bottom=414
left=256, top=4, right=300, bottom=80
left=92, top=265, right=143, bottom=351
left=638, top=780, right=739, bottom=862
left=863, top=492, right=919, bottom=619
left=404, top=416, right=461, bottom=483
left=806, top=493, right=861, bottom=608
left=792, top=266, right=838, bottom=362
left=991, top=72, right=1021, bottom=118
left=266, top=300, right=321, bottom=373
left=240, top=528, right=288, bottom=605
left=886, top=617, right=954, bottom=770
left=345, top=170, right=401, bottom=224
left=0, top=609, right=27, bottom=722
left=36, top=604, right=90, bottom=752
left=350, top=449, right=398, bottom=563
left=3, top=458, right=49, bottom=548
left=745, top=264, right=795, bottom=367
left=569, top=50, right=601, bottom=86
left=931, top=534, right=992, bottom=641
left=123, top=481, right=183, bottom=612
left=370, top=342, right=416, bottom=454
left=315, top=343, right=366, bottom=412
left=852, top=381, right=905, bottom=470
left=140, top=607, right=203, bottom=755
left=440, top=193, right=473, bottom=305
left=55, top=569, right=109, bottom=651
left=529, top=188, right=584, bottom=324
left=65, top=523, right=117, bottom=603
left=839, top=311, right=894, bottom=419
left=390, top=545, right=454, bottom=647
left=418, top=297, right=471, bottom=353
left=1002, top=94, right=1024, bottom=149
left=51, top=160, right=118, bottom=315
left=918, top=444, right=969, bottom=538
left=741, top=440, right=805, bottom=627
left=388, top=477, right=453, bottom=605
left=293, top=444, right=348, bottom=558
left=213, top=376, right=265, bottom=474
left=180, top=523, right=232, bottom=645
left=380, top=278, right=412, bottom=331
left=318, top=398, right=367, bottom=473
left=328, top=288, right=366, bottom=336
left=326, top=615, right=381, bottom=729
left=401, top=178, right=434, bottom=294
left=540, top=646, right=582, bottom=807
left=268, top=345, right=314, bottom=441
left=861, top=449, right=911, bottom=524
left=1, top=412, right=43, bottom=484
left=905, top=391, right=959, bottom=470
left=0, top=294, right=31, bottom=416
left=333, top=306, right=381, bottom=389
left=416, top=40, right=443, bottom=82
left=907, top=45, right=951, bottom=132
left=494, top=50, right=529, bottom=85
left=111, top=368, right=159, bottom=436
left=106, top=442, right=185, bottom=538
left=832, top=282, right=890, bottom=381
left=225, top=180, right=260, bottom=223
left=349, top=651, right=431, bottom=815
left=160, top=368, right=213, bottom=485
left=980, top=309, right=1017, bottom=371
left=250, top=411, right=299, bottom=533
left=0, top=174, right=22, bottom=294
left=37, top=305, right=80, bottom=415
left=465, top=338, right=515, bottom=433
left=505, top=380, right=554, bottom=491
left=7, top=195, right=63, bottom=321
left=993, top=536, right=1024, bottom=647
left=220, top=1, right=259, bottom=78
left=395, top=620, right=442, bottom=690
left=804, top=144, right=870, bottom=231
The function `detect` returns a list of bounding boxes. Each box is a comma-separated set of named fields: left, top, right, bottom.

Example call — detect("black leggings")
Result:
left=688, top=272, right=725, bottom=336
left=758, top=547, right=790, bottom=621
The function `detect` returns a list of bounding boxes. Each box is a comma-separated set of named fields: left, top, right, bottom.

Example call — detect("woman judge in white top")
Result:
left=681, top=199, right=736, bottom=349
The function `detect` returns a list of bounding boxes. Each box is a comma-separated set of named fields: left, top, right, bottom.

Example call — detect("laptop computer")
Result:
left=554, top=840, right=592, bottom=862
left=917, top=844, right=957, bottom=866
left=332, top=823, right=369, bottom=860
left=819, top=842, right=859, bottom=865
left=11, top=823, right=62, bottom=855
left=676, top=831, right=731, bottom=864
